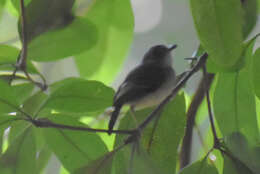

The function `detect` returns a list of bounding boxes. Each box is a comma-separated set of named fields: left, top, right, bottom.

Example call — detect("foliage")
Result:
left=0, top=0, right=259, bottom=174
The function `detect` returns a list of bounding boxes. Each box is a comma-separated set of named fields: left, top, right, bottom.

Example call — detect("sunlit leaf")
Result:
left=74, top=0, right=134, bottom=85
left=46, top=78, right=114, bottom=114
left=28, top=17, right=98, bottom=61
left=213, top=40, right=259, bottom=145
left=252, top=48, right=260, bottom=99
left=190, top=0, right=243, bottom=68
left=0, top=44, right=38, bottom=73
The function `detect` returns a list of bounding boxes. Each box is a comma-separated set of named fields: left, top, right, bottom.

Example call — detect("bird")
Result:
left=108, top=44, right=178, bottom=135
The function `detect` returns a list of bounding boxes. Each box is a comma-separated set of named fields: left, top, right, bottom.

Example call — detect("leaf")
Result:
left=0, top=80, right=19, bottom=114
left=43, top=114, right=108, bottom=173
left=74, top=0, right=134, bottom=85
left=0, top=45, right=38, bottom=73
left=113, top=94, right=186, bottom=174
left=22, top=91, right=48, bottom=118
left=73, top=151, right=115, bottom=174
left=179, top=157, right=218, bottom=174
left=223, top=153, right=254, bottom=174
left=28, top=17, right=98, bottom=61
left=20, top=0, right=75, bottom=42
left=224, top=132, right=260, bottom=173
left=45, top=78, right=114, bottom=114
left=241, top=0, right=258, bottom=37
left=35, top=144, right=52, bottom=173
left=10, top=0, right=31, bottom=14
left=252, top=48, right=260, bottom=99
left=190, top=0, right=243, bottom=68
left=213, top=40, right=259, bottom=145
left=0, top=128, right=37, bottom=174
left=12, top=83, right=34, bottom=104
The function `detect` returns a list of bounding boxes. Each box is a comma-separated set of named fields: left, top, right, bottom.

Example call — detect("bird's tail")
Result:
left=108, top=104, right=122, bottom=135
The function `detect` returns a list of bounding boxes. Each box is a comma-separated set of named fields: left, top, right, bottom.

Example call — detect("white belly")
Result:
left=130, top=76, right=176, bottom=110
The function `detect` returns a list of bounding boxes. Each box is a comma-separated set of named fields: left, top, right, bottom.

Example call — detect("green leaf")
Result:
left=214, top=72, right=259, bottom=144
left=10, top=0, right=31, bottom=14
left=20, top=0, right=74, bottom=42
left=179, top=157, right=218, bottom=174
left=252, top=48, right=260, bottom=99
left=43, top=114, right=108, bottom=173
left=12, top=83, right=34, bottom=104
left=0, top=45, right=38, bottom=73
left=74, top=0, right=134, bottom=85
left=224, top=132, right=260, bottom=173
left=73, top=151, right=115, bottom=174
left=113, top=94, right=186, bottom=174
left=223, top=153, right=254, bottom=174
left=0, top=128, right=37, bottom=174
left=190, top=0, right=243, bottom=67
left=213, top=40, right=259, bottom=145
left=35, top=145, right=52, bottom=173
left=241, top=0, right=258, bottom=38
left=22, top=91, right=48, bottom=118
left=46, top=78, right=114, bottom=114
left=28, top=17, right=98, bottom=61
left=0, top=80, right=19, bottom=114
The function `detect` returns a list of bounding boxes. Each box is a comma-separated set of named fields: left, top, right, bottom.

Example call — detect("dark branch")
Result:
left=31, top=118, right=134, bottom=135
left=180, top=73, right=215, bottom=168
left=10, top=0, right=47, bottom=90
left=202, top=65, right=219, bottom=148
left=17, top=0, right=28, bottom=70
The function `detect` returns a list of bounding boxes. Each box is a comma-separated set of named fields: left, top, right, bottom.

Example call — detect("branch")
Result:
left=10, top=0, right=47, bottom=90
left=202, top=65, right=219, bottom=147
left=31, top=118, right=133, bottom=135
left=180, top=73, right=215, bottom=168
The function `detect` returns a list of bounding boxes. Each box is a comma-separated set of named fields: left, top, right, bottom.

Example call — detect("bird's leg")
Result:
left=130, top=106, right=138, bottom=129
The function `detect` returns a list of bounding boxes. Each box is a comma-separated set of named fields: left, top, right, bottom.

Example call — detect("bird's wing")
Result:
left=114, top=64, right=173, bottom=106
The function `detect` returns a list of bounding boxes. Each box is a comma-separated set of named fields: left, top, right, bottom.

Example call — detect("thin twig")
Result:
left=202, top=65, right=219, bottom=148
left=31, top=118, right=134, bottom=135
left=17, top=0, right=28, bottom=70
left=10, top=0, right=47, bottom=90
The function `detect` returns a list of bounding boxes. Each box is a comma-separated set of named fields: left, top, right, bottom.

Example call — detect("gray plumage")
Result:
left=108, top=44, right=177, bottom=134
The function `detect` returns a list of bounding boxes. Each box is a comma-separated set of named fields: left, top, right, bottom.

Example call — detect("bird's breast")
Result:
left=129, top=73, right=176, bottom=110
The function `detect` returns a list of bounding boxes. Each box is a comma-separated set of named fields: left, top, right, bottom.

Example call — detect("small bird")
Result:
left=108, top=44, right=178, bottom=134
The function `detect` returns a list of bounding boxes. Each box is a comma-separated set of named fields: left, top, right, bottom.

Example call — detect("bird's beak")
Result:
left=168, top=44, right=177, bottom=52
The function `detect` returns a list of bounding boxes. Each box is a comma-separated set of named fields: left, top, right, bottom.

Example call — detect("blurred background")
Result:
left=0, top=0, right=259, bottom=173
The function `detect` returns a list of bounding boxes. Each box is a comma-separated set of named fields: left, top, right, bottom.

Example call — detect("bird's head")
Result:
left=142, top=44, right=177, bottom=66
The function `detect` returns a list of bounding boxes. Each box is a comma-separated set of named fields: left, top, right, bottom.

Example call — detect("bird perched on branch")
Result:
left=108, top=44, right=178, bottom=135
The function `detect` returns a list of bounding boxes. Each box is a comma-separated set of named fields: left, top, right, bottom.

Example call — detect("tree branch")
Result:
left=180, top=73, right=215, bottom=168
left=202, top=65, right=219, bottom=148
